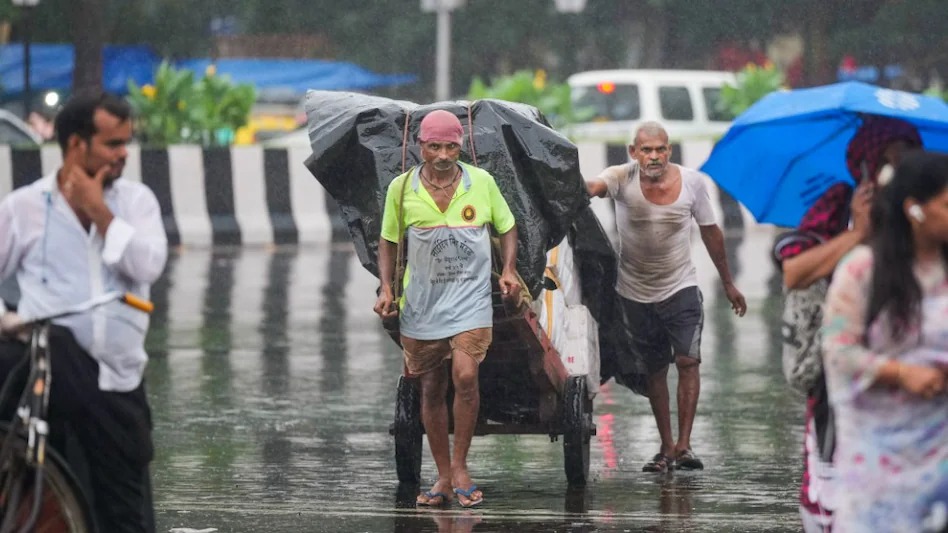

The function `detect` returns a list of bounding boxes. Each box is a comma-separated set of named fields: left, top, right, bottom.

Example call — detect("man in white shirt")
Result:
left=0, top=91, right=167, bottom=532
left=586, top=121, right=746, bottom=473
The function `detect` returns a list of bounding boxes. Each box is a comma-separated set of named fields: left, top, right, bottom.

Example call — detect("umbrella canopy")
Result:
left=701, top=81, right=948, bottom=227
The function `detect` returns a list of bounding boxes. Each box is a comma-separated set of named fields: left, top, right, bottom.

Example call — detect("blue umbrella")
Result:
left=701, top=81, right=948, bottom=227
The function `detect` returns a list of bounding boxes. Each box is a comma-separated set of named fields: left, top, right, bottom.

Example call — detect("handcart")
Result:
left=299, top=91, right=609, bottom=489
left=389, top=249, right=599, bottom=487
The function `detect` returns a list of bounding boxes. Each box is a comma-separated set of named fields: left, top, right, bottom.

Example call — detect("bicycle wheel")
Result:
left=0, top=424, right=96, bottom=533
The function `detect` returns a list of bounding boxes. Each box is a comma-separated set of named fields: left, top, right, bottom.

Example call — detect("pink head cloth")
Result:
left=418, top=110, right=463, bottom=145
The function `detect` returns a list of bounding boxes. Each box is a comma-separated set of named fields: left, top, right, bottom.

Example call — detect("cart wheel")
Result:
left=393, top=376, right=423, bottom=484
left=562, top=376, right=592, bottom=487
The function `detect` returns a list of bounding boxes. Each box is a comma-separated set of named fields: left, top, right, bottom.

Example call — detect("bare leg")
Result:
left=647, top=365, right=675, bottom=457
left=450, top=350, right=482, bottom=505
left=675, top=355, right=700, bottom=454
left=418, top=363, right=452, bottom=503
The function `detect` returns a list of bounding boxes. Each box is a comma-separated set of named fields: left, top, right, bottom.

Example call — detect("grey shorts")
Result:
left=615, top=286, right=704, bottom=374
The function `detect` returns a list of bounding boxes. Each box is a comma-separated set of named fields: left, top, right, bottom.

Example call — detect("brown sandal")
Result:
left=642, top=453, right=675, bottom=473
left=676, top=449, right=704, bottom=470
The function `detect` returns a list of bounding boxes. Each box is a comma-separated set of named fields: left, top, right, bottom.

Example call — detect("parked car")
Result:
left=565, top=69, right=737, bottom=144
left=0, top=109, right=42, bottom=147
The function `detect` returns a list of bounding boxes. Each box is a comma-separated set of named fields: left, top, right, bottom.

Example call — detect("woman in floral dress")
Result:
left=822, top=151, right=948, bottom=532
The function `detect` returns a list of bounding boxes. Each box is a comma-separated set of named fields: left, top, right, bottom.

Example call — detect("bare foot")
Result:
left=417, top=478, right=453, bottom=506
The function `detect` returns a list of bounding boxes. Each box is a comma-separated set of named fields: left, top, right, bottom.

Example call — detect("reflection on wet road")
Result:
left=146, top=227, right=802, bottom=532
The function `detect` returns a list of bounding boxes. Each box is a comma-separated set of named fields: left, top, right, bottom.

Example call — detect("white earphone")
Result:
left=908, top=204, right=926, bottom=223
left=876, top=164, right=895, bottom=187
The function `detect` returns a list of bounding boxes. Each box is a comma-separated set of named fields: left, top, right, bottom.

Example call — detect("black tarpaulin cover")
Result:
left=303, top=90, right=623, bottom=385
left=303, top=90, right=592, bottom=297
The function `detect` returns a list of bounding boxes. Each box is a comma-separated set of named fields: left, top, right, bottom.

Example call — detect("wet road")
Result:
left=145, top=227, right=803, bottom=532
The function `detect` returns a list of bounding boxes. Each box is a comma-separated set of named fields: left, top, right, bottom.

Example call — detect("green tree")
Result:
left=641, top=0, right=789, bottom=68
left=833, top=0, right=948, bottom=86
left=20, top=0, right=948, bottom=103
left=924, top=87, right=948, bottom=104
left=719, top=63, right=785, bottom=117
left=0, top=3, right=15, bottom=22
left=466, top=69, right=593, bottom=129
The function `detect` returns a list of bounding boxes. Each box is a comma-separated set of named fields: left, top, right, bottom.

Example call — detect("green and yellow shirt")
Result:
left=381, top=161, right=515, bottom=340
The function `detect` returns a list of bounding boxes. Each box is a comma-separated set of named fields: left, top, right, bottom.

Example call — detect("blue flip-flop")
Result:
left=416, top=490, right=451, bottom=507
left=453, top=485, right=484, bottom=508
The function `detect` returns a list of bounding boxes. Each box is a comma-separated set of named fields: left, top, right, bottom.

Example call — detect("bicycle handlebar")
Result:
left=22, top=291, right=154, bottom=325
left=121, top=293, right=154, bottom=314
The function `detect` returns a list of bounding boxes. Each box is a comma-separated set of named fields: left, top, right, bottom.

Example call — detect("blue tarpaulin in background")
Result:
left=175, top=58, right=416, bottom=100
left=0, top=43, right=417, bottom=99
left=1, top=44, right=159, bottom=96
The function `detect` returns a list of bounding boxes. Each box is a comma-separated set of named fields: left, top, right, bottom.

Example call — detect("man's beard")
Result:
left=88, top=161, right=123, bottom=188
left=431, top=159, right=455, bottom=172
left=642, top=163, right=665, bottom=180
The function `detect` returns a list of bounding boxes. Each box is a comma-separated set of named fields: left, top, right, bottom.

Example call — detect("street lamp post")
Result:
left=553, top=0, right=586, bottom=13
left=420, top=0, right=583, bottom=101
left=421, top=0, right=465, bottom=101
left=12, top=0, right=40, bottom=119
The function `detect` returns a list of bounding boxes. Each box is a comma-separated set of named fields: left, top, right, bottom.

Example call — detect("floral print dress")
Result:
left=822, top=245, right=948, bottom=532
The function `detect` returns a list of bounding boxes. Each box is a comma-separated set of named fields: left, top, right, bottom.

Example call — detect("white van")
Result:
left=565, top=69, right=736, bottom=144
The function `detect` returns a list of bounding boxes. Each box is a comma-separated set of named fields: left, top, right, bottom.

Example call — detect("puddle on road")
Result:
left=147, top=230, right=802, bottom=532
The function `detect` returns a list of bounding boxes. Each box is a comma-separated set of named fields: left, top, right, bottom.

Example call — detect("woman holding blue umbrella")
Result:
left=774, top=116, right=922, bottom=532
left=702, top=81, right=948, bottom=227
left=780, top=117, right=923, bottom=288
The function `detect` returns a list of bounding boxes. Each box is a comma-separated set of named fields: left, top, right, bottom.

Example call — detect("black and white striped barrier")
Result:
left=1, top=141, right=758, bottom=248
left=0, top=145, right=340, bottom=246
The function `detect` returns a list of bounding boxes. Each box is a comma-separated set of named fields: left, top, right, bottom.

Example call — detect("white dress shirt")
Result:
left=0, top=172, right=167, bottom=391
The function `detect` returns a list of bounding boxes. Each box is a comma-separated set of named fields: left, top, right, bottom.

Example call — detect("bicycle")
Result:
left=0, top=291, right=153, bottom=533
